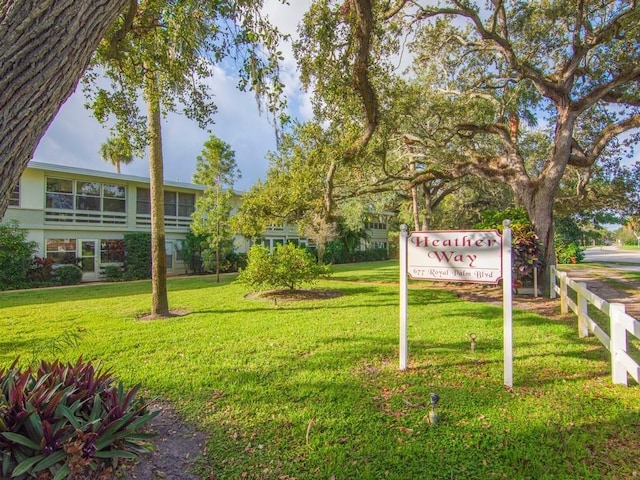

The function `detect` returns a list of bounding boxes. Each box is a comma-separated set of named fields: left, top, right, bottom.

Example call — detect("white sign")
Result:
left=407, top=230, right=503, bottom=283
left=399, top=225, right=513, bottom=388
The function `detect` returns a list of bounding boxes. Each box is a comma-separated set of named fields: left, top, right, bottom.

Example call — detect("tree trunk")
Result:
left=145, top=74, right=170, bottom=317
left=515, top=182, right=557, bottom=297
left=0, top=0, right=128, bottom=217
left=422, top=187, right=432, bottom=231
left=508, top=108, right=575, bottom=296
left=216, top=220, right=221, bottom=283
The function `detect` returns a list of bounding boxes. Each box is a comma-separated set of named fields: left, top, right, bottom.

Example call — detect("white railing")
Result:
left=45, top=210, right=127, bottom=225
left=550, top=266, right=640, bottom=386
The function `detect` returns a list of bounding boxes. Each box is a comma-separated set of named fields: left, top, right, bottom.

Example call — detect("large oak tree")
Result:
left=298, top=0, right=640, bottom=289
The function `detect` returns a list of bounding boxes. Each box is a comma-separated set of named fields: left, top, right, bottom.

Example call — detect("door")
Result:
left=79, top=240, right=98, bottom=281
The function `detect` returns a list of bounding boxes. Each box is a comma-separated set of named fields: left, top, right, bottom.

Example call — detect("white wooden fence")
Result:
left=550, top=266, right=640, bottom=386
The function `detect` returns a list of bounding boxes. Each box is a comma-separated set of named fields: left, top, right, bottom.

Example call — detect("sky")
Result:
left=31, top=1, right=313, bottom=192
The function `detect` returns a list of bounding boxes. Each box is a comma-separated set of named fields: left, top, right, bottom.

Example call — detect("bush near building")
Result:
left=238, top=243, right=331, bottom=292
left=123, top=233, right=152, bottom=280
left=0, top=221, right=38, bottom=290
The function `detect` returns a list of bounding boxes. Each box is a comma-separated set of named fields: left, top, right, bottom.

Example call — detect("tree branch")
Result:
left=569, top=114, right=640, bottom=167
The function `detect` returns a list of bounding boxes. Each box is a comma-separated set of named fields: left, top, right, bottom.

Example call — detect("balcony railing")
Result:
left=45, top=210, right=127, bottom=225
left=135, top=214, right=192, bottom=229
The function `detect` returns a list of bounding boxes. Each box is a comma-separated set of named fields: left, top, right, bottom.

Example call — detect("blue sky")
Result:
left=31, top=1, right=312, bottom=192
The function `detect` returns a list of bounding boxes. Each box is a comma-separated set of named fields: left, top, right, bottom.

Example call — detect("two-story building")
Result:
left=3, top=162, right=390, bottom=281
left=3, top=162, right=204, bottom=281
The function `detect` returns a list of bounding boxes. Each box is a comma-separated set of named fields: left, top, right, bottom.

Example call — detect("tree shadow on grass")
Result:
left=0, top=275, right=237, bottom=308
left=187, top=331, right=639, bottom=479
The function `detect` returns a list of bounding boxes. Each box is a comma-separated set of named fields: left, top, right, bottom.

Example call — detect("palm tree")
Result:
left=99, top=136, right=133, bottom=174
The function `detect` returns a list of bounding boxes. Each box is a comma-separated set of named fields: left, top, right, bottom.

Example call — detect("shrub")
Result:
left=53, top=264, right=83, bottom=285
left=0, top=221, right=37, bottom=290
left=27, top=256, right=55, bottom=284
left=475, top=212, right=543, bottom=285
left=555, top=241, right=585, bottom=264
left=181, top=233, right=207, bottom=274
left=511, top=225, right=543, bottom=282
left=0, top=358, right=157, bottom=480
left=123, top=233, right=151, bottom=280
left=323, top=240, right=350, bottom=264
left=102, top=265, right=123, bottom=282
left=219, top=251, right=247, bottom=273
left=238, top=243, right=331, bottom=291
left=323, top=243, right=388, bottom=264
left=353, top=248, right=389, bottom=262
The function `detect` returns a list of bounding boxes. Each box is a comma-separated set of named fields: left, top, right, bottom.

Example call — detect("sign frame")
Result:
left=407, top=229, right=503, bottom=284
left=399, top=221, right=513, bottom=387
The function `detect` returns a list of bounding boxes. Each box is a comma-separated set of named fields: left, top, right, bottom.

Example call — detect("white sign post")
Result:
left=399, top=222, right=514, bottom=387
left=501, top=221, right=513, bottom=387
left=399, top=225, right=409, bottom=370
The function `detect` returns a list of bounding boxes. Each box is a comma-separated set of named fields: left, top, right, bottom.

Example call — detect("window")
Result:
left=9, top=183, right=19, bottom=207
left=166, top=241, right=173, bottom=268
left=46, top=178, right=74, bottom=209
left=137, top=189, right=195, bottom=217
left=164, top=191, right=177, bottom=216
left=103, top=184, right=126, bottom=212
left=177, top=193, right=195, bottom=217
left=46, top=177, right=126, bottom=213
left=136, top=188, right=151, bottom=214
left=100, top=239, right=125, bottom=263
left=76, top=181, right=101, bottom=211
left=46, top=239, right=77, bottom=262
left=175, top=242, right=185, bottom=261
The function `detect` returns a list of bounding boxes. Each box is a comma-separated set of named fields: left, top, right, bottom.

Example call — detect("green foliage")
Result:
left=474, top=208, right=530, bottom=230
left=191, top=135, right=240, bottom=279
left=0, top=221, right=37, bottom=290
left=554, top=216, right=585, bottom=245
left=0, top=358, right=157, bottom=479
left=102, top=265, right=124, bottom=282
left=323, top=241, right=389, bottom=264
left=53, top=265, right=83, bottom=286
left=476, top=210, right=543, bottom=283
left=238, top=243, right=331, bottom=291
left=28, top=331, right=82, bottom=368
left=181, top=233, right=208, bottom=274
left=85, top=2, right=285, bottom=158
left=202, top=250, right=247, bottom=274
left=99, top=134, right=134, bottom=173
left=232, top=122, right=339, bottom=240
left=554, top=217, right=586, bottom=264
left=511, top=225, right=543, bottom=283
left=1, top=266, right=639, bottom=479
left=323, top=240, right=350, bottom=264
left=123, top=233, right=151, bottom=280
left=555, top=241, right=585, bottom=264
left=353, top=248, right=389, bottom=262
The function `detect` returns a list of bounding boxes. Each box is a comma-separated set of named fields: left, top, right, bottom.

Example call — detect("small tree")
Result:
left=0, top=221, right=37, bottom=290
left=238, top=243, right=329, bottom=292
left=191, top=135, right=240, bottom=283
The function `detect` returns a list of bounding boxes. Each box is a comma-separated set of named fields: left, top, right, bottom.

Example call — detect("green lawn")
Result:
left=1, top=261, right=638, bottom=479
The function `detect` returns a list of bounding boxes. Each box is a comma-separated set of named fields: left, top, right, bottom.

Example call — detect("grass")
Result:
left=1, top=261, right=639, bottom=479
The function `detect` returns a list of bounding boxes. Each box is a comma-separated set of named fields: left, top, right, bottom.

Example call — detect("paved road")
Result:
left=583, top=246, right=640, bottom=271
